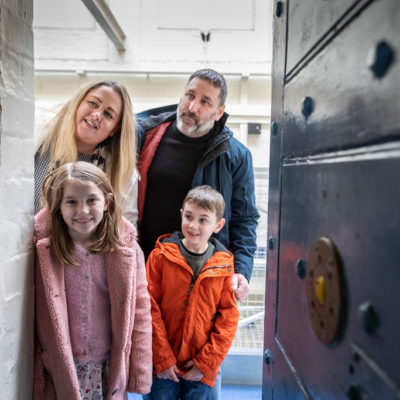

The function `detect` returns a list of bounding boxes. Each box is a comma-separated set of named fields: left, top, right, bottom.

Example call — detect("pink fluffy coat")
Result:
left=33, top=209, right=152, bottom=399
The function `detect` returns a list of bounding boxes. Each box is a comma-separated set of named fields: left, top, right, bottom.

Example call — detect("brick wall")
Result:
left=0, top=0, right=34, bottom=398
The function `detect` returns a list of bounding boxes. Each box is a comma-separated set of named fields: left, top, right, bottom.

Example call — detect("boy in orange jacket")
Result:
left=144, top=185, right=239, bottom=400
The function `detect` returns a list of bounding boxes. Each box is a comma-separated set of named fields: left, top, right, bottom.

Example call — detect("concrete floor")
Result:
left=220, top=384, right=262, bottom=399
left=128, top=385, right=262, bottom=399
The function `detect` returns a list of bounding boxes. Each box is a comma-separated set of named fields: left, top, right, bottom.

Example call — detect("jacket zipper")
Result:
left=187, top=274, right=196, bottom=297
left=186, top=264, right=232, bottom=299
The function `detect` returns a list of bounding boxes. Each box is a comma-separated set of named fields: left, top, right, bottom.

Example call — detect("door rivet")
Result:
left=301, top=96, right=314, bottom=118
left=276, top=1, right=284, bottom=18
left=264, top=349, right=273, bottom=365
left=268, top=236, right=276, bottom=250
left=346, top=384, right=364, bottom=400
left=271, top=122, right=279, bottom=136
left=352, top=352, right=360, bottom=363
left=359, top=301, right=380, bottom=334
left=368, top=40, right=395, bottom=79
left=296, top=258, right=307, bottom=279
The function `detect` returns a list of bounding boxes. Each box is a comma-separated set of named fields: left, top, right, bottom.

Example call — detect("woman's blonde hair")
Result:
left=41, top=161, right=122, bottom=265
left=40, top=80, right=136, bottom=198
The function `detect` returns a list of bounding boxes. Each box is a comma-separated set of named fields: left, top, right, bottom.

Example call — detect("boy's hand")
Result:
left=181, top=360, right=203, bottom=381
left=232, top=273, right=249, bottom=301
left=157, top=365, right=180, bottom=382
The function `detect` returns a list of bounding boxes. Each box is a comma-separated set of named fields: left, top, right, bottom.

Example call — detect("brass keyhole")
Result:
left=315, top=276, right=327, bottom=305
left=306, top=237, right=345, bottom=344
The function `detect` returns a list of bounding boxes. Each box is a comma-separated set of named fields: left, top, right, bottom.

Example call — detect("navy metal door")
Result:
left=263, top=1, right=400, bottom=399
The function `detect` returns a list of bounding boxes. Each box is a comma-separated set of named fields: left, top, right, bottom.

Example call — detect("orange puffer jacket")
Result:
left=146, top=232, right=239, bottom=386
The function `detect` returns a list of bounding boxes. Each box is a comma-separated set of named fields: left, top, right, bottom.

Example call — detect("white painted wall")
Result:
left=34, top=0, right=272, bottom=74
left=0, top=0, right=34, bottom=398
left=33, top=0, right=272, bottom=167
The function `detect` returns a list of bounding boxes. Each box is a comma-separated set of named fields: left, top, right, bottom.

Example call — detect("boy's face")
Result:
left=180, top=202, right=225, bottom=253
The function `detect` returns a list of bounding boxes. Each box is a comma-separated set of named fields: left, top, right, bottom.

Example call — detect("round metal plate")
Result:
left=306, top=237, right=344, bottom=344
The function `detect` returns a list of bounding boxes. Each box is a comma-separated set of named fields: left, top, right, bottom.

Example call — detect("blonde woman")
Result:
left=35, top=80, right=138, bottom=225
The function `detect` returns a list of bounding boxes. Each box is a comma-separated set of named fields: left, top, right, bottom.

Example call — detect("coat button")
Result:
left=210, top=270, right=214, bottom=275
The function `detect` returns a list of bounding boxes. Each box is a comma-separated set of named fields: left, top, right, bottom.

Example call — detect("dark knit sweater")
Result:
left=140, top=121, right=216, bottom=258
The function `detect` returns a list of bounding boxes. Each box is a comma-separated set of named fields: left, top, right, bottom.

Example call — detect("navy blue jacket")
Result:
left=136, top=105, right=259, bottom=281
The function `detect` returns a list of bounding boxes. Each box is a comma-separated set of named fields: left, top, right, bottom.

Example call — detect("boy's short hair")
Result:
left=182, top=185, right=225, bottom=220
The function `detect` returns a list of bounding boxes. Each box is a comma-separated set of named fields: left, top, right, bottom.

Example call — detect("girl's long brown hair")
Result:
left=41, top=161, right=122, bottom=265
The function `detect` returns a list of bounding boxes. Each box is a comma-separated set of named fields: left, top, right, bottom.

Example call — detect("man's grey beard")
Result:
left=176, top=108, right=216, bottom=138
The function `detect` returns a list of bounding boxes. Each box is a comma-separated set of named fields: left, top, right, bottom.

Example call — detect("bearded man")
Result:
left=137, top=69, right=259, bottom=303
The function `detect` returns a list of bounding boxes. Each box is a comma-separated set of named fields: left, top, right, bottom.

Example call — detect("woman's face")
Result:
left=74, top=85, right=123, bottom=154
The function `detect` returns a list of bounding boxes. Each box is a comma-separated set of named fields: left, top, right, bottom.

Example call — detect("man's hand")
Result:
left=157, top=365, right=180, bottom=382
left=181, top=360, right=203, bottom=381
left=232, top=273, right=249, bottom=301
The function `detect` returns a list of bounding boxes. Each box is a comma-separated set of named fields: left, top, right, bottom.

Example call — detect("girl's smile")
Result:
left=60, top=180, right=109, bottom=247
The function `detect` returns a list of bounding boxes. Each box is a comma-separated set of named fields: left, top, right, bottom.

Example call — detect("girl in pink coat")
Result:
left=34, top=162, right=152, bottom=400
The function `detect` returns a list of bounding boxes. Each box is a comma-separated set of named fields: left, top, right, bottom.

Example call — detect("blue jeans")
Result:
left=143, top=377, right=211, bottom=400
left=209, top=370, right=221, bottom=400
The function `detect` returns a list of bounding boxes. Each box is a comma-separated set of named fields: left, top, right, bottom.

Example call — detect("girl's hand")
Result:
left=181, top=360, right=203, bottom=381
left=157, top=365, right=180, bottom=382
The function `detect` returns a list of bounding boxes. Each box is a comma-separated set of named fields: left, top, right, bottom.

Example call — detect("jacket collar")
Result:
left=157, top=231, right=232, bottom=268
left=139, top=109, right=232, bottom=168
left=139, top=107, right=230, bottom=139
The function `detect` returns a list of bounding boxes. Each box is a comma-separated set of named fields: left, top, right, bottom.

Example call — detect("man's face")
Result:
left=176, top=78, right=225, bottom=138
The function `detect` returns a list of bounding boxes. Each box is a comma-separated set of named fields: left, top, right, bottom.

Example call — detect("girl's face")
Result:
left=60, top=180, right=109, bottom=246
left=74, top=85, right=123, bottom=154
